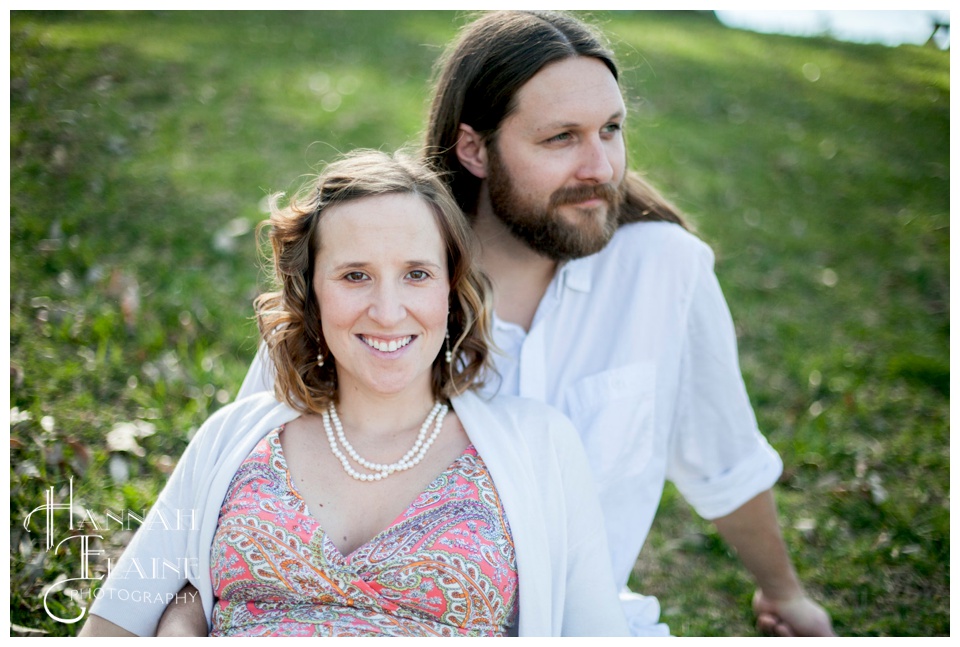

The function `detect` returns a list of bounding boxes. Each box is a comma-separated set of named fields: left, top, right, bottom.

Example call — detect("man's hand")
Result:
left=753, top=589, right=836, bottom=637
left=712, top=490, right=836, bottom=637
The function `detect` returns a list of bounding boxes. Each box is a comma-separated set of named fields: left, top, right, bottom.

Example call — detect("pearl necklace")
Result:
left=322, top=401, right=448, bottom=482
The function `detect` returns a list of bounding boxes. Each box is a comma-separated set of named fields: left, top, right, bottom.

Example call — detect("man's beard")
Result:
left=486, top=145, right=621, bottom=262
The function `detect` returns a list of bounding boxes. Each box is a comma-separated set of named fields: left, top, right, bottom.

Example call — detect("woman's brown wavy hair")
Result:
left=254, top=149, right=494, bottom=415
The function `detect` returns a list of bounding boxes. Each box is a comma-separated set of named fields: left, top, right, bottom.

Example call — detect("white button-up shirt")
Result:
left=238, top=220, right=782, bottom=635
left=478, top=221, right=782, bottom=632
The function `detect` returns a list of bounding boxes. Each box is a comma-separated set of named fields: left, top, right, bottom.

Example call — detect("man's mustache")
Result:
left=549, top=183, right=621, bottom=208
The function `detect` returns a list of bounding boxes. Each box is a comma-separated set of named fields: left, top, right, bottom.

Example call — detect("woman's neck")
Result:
left=333, top=381, right=440, bottom=440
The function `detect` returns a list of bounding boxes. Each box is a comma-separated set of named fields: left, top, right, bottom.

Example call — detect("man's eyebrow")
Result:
left=536, top=111, right=624, bottom=132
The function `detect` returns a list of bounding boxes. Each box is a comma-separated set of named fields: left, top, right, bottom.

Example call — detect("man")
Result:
left=157, top=10, right=834, bottom=636
left=416, top=12, right=832, bottom=635
left=416, top=11, right=833, bottom=636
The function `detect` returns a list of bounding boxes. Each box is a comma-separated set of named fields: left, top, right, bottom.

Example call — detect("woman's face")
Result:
left=313, top=192, right=450, bottom=401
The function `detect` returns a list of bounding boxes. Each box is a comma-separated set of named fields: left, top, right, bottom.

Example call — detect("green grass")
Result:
left=9, top=10, right=949, bottom=636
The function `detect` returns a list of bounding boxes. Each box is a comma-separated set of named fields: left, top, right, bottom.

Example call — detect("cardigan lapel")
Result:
left=452, top=391, right=556, bottom=636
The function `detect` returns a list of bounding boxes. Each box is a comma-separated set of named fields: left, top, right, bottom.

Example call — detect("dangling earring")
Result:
left=317, top=349, right=325, bottom=368
left=445, top=329, right=453, bottom=364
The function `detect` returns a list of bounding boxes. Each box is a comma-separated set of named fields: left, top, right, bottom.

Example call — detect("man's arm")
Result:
left=712, top=489, right=836, bottom=636
left=155, top=583, right=207, bottom=637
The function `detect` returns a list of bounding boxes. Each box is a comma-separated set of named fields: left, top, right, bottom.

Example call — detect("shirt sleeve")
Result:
left=665, top=247, right=783, bottom=520
left=236, top=343, right=275, bottom=400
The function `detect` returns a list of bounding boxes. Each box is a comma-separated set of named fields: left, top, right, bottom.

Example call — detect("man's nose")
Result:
left=575, top=137, right=615, bottom=184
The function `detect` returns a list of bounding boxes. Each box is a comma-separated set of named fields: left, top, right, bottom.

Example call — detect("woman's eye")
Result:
left=344, top=271, right=367, bottom=282
left=547, top=132, right=572, bottom=143
left=408, top=270, right=429, bottom=281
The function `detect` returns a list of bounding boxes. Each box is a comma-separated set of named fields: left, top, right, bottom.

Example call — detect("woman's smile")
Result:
left=359, top=334, right=416, bottom=355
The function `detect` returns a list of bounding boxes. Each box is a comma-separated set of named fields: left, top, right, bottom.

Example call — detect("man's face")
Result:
left=484, top=56, right=627, bottom=261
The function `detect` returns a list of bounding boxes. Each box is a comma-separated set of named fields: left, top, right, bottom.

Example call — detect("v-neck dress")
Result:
left=209, top=426, right=519, bottom=636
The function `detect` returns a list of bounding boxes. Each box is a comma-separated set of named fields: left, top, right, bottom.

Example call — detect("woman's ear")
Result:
left=455, top=124, right=488, bottom=179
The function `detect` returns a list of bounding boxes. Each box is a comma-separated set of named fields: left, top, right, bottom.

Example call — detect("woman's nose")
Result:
left=368, top=283, right=406, bottom=326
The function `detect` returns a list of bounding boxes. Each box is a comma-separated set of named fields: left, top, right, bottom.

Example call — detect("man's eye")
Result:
left=548, top=132, right=572, bottom=143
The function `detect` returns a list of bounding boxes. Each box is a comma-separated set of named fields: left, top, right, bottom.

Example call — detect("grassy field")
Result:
left=9, top=11, right=949, bottom=636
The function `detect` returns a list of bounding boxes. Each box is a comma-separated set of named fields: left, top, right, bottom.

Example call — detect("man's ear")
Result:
left=455, top=124, right=488, bottom=179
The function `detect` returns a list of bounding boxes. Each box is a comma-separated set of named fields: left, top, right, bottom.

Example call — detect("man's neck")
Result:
left=471, top=206, right=558, bottom=332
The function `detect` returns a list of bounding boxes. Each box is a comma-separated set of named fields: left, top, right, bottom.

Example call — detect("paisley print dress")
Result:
left=209, top=427, right=519, bottom=636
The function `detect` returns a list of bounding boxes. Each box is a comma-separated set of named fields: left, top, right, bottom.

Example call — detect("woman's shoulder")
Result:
left=190, top=391, right=294, bottom=449
left=202, top=391, right=281, bottom=425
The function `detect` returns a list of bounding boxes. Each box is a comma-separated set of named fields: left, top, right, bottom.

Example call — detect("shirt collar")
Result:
left=492, top=254, right=596, bottom=333
left=558, top=255, right=595, bottom=293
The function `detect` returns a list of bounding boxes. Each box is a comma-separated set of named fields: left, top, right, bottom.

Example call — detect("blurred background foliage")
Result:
left=9, top=10, right=948, bottom=636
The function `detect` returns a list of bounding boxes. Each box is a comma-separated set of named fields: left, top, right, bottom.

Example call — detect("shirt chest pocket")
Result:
left=563, top=362, right=656, bottom=486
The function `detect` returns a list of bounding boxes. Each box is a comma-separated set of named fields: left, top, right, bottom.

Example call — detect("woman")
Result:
left=79, top=150, right=628, bottom=637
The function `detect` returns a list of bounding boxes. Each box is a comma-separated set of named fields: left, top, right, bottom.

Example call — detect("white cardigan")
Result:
left=88, top=390, right=629, bottom=637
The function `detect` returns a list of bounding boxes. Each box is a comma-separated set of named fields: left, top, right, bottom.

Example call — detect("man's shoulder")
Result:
left=572, top=221, right=714, bottom=306
left=603, top=220, right=712, bottom=262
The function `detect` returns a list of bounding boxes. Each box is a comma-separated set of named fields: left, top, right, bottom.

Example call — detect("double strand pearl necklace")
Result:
left=322, top=401, right=449, bottom=482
